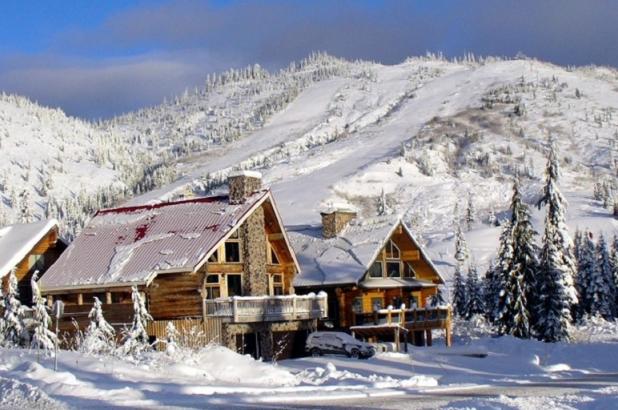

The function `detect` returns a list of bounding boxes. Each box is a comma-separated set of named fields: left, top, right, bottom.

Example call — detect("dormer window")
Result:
left=403, top=262, right=417, bottom=278
left=385, top=240, right=400, bottom=259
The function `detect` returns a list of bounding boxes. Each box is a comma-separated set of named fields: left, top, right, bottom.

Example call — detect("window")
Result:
left=271, top=274, right=284, bottom=295
left=386, top=262, right=401, bottom=278
left=368, top=261, right=383, bottom=278
left=403, top=262, right=417, bottom=278
left=112, top=292, right=131, bottom=304
left=385, top=240, right=400, bottom=259
left=208, top=249, right=219, bottom=263
left=204, top=274, right=221, bottom=299
left=28, top=254, right=45, bottom=272
left=270, top=248, right=280, bottom=265
left=225, top=242, right=241, bottom=263
left=352, top=297, right=363, bottom=313
left=371, top=297, right=383, bottom=311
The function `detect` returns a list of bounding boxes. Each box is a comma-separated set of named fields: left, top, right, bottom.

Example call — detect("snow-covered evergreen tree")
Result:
left=591, top=234, right=616, bottom=319
left=120, top=286, right=153, bottom=356
left=483, top=260, right=498, bottom=321
left=465, top=193, right=476, bottom=231
left=82, top=297, right=116, bottom=355
left=464, top=264, right=484, bottom=319
left=451, top=222, right=469, bottom=316
left=2, top=268, right=25, bottom=347
left=535, top=140, right=578, bottom=342
left=452, top=264, right=467, bottom=317
left=492, top=221, right=513, bottom=324
left=29, top=272, right=57, bottom=354
left=575, top=231, right=596, bottom=317
left=508, top=179, right=539, bottom=330
left=612, top=235, right=618, bottom=310
left=377, top=188, right=387, bottom=216
left=19, top=189, right=34, bottom=223
left=428, top=286, right=447, bottom=307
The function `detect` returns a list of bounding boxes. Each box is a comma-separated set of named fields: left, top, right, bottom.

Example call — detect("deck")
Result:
left=350, top=305, right=452, bottom=348
left=204, top=293, right=328, bottom=323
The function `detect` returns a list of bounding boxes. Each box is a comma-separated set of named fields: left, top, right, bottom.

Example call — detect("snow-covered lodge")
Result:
left=0, top=219, right=66, bottom=306
left=290, top=211, right=452, bottom=347
left=39, top=172, right=327, bottom=359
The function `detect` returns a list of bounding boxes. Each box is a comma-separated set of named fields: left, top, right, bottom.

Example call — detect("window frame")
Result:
left=368, top=261, right=383, bottom=278
left=204, top=274, right=222, bottom=299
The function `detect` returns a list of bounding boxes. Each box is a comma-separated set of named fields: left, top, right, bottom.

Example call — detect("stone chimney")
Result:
left=320, top=209, right=357, bottom=239
left=228, top=171, right=263, bottom=204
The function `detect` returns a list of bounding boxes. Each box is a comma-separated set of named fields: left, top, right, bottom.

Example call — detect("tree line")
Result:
left=452, top=139, right=618, bottom=342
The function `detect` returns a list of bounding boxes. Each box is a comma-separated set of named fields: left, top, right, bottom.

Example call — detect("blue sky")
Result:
left=1, top=0, right=617, bottom=119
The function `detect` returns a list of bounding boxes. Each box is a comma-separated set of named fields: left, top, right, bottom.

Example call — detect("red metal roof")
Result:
left=40, top=190, right=270, bottom=292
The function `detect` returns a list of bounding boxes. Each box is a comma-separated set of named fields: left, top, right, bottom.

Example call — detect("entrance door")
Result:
left=227, top=274, right=243, bottom=297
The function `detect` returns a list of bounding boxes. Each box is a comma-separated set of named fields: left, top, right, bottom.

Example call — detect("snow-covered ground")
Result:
left=1, top=319, right=617, bottom=409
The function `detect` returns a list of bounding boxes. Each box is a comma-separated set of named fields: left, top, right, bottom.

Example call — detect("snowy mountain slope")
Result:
left=1, top=54, right=617, bottom=281
left=125, top=57, right=618, bottom=285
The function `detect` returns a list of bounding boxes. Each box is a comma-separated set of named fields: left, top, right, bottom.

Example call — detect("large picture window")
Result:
left=386, top=261, right=401, bottom=278
left=385, top=240, right=400, bottom=259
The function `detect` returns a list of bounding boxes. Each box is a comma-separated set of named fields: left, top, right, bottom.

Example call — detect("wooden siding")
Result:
left=148, top=318, right=222, bottom=350
left=148, top=272, right=204, bottom=320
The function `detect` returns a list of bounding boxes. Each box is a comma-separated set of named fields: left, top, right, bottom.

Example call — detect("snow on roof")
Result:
left=40, top=191, right=270, bottom=292
left=290, top=215, right=444, bottom=288
left=0, top=219, right=59, bottom=278
left=360, top=278, right=437, bottom=289
left=228, top=170, right=263, bottom=179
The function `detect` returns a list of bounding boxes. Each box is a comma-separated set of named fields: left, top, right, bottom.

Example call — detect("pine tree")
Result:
left=452, top=264, right=467, bottom=317
left=120, top=286, right=153, bottom=356
left=492, top=221, right=513, bottom=324
left=19, top=189, right=34, bottom=224
left=591, top=234, right=616, bottom=319
left=508, top=179, right=539, bottom=331
left=377, top=188, right=387, bottom=216
left=82, top=297, right=116, bottom=355
left=0, top=280, right=5, bottom=346
left=465, top=193, right=476, bottom=231
left=30, top=272, right=57, bottom=353
left=575, top=231, right=596, bottom=317
left=535, top=139, right=578, bottom=342
left=464, top=264, right=485, bottom=319
left=451, top=222, right=469, bottom=316
left=612, top=235, right=618, bottom=310
left=428, top=286, right=447, bottom=307
left=2, top=268, right=25, bottom=347
left=483, top=260, right=498, bottom=321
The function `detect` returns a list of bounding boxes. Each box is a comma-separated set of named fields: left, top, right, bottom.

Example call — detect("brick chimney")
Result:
left=228, top=171, right=263, bottom=204
left=320, top=209, right=357, bottom=239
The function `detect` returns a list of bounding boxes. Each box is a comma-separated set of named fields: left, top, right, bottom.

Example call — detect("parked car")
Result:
left=305, top=331, right=375, bottom=359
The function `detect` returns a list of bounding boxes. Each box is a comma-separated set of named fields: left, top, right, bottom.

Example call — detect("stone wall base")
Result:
left=221, top=319, right=317, bottom=360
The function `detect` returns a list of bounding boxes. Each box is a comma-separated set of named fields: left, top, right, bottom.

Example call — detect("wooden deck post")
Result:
left=426, top=329, right=433, bottom=346
left=233, top=297, right=239, bottom=323
left=105, top=292, right=112, bottom=305
left=77, top=293, right=83, bottom=305
left=395, top=327, right=400, bottom=352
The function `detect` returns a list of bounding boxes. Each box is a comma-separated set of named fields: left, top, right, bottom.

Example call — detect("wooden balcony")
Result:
left=204, top=292, right=328, bottom=323
left=350, top=305, right=452, bottom=347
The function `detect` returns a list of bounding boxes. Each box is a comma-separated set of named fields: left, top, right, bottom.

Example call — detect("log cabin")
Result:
left=39, top=172, right=327, bottom=359
left=0, top=219, right=66, bottom=306
left=289, top=210, right=452, bottom=347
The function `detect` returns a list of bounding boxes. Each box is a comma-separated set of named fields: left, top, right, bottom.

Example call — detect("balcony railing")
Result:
left=204, top=292, right=328, bottom=323
left=353, top=305, right=452, bottom=330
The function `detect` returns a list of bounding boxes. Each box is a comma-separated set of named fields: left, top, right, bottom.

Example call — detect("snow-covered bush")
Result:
left=2, top=268, right=26, bottom=347
left=119, top=286, right=153, bottom=358
left=29, top=272, right=57, bottom=355
left=81, top=297, right=116, bottom=355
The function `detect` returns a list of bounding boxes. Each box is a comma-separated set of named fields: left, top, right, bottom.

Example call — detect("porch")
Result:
left=350, top=305, right=452, bottom=349
left=204, top=292, right=328, bottom=323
